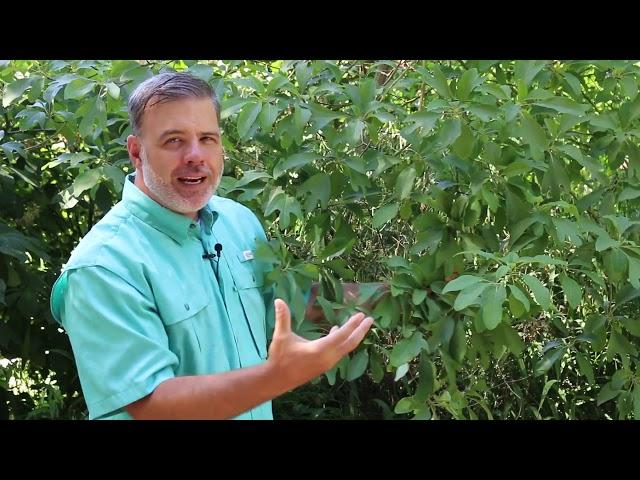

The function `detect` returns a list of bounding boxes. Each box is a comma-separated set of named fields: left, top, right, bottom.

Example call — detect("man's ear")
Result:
left=127, top=135, right=142, bottom=170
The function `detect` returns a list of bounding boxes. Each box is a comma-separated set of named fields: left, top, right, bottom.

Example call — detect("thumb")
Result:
left=273, top=298, right=292, bottom=337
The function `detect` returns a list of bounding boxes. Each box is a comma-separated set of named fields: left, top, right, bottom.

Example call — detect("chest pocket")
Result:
left=155, top=289, right=209, bottom=354
left=230, top=251, right=267, bottom=358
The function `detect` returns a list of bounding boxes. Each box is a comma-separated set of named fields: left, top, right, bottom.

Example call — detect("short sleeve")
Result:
left=58, top=266, right=177, bottom=419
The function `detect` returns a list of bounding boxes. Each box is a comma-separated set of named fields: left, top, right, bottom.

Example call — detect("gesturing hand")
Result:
left=267, top=299, right=374, bottom=389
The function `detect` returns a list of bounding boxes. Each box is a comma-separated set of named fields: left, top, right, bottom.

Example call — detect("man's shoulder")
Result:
left=209, top=195, right=263, bottom=228
left=209, top=195, right=254, bottom=216
left=64, top=202, right=143, bottom=270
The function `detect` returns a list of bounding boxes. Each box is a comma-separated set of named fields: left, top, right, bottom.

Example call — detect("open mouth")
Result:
left=177, top=176, right=207, bottom=185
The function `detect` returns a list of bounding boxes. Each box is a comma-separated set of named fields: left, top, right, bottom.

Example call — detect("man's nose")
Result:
left=183, top=140, right=205, bottom=165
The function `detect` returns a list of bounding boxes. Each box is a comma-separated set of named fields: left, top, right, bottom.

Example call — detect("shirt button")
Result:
left=184, top=303, right=190, bottom=311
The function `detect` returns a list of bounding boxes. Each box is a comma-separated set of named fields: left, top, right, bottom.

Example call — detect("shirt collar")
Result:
left=121, top=173, right=218, bottom=244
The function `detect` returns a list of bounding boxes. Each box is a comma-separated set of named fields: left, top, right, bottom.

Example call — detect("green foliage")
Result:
left=2, top=59, right=640, bottom=419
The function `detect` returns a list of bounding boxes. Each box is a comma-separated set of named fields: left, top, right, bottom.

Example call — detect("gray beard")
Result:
left=140, top=151, right=221, bottom=215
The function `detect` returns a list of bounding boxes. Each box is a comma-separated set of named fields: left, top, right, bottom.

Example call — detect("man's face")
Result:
left=127, top=97, right=223, bottom=219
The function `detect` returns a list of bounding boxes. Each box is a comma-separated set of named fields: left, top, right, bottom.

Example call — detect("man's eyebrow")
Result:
left=158, top=129, right=184, bottom=139
left=158, top=129, right=220, bottom=139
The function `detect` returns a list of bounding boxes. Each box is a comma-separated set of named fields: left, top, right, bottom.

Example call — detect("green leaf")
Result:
left=187, top=63, right=214, bottom=82
left=619, top=187, right=640, bottom=202
left=522, top=274, right=551, bottom=310
left=520, top=255, right=567, bottom=267
left=604, top=214, right=635, bottom=237
left=449, top=319, right=467, bottom=362
left=232, top=170, right=271, bottom=189
left=395, top=167, right=416, bottom=201
left=298, top=173, right=330, bottom=211
left=482, top=284, right=506, bottom=330
left=279, top=195, right=302, bottom=229
left=575, top=351, right=595, bottom=385
left=412, top=289, right=428, bottom=305
left=534, top=347, right=565, bottom=376
left=453, top=282, right=490, bottom=311
left=541, top=157, right=571, bottom=199
left=345, top=349, right=369, bottom=381
left=220, top=98, right=250, bottom=120
left=498, top=323, right=525, bottom=355
left=63, top=78, right=96, bottom=100
left=294, top=106, right=312, bottom=131
left=267, top=74, right=292, bottom=93
left=237, top=101, right=262, bottom=139
left=344, top=118, right=366, bottom=145
left=78, top=96, right=106, bottom=139
left=394, top=396, right=417, bottom=414
left=634, top=386, right=640, bottom=420
left=621, top=75, right=639, bottom=99
left=626, top=254, right=640, bottom=289
left=437, top=118, right=462, bottom=147
left=372, top=203, right=399, bottom=229
left=559, top=273, right=582, bottom=310
left=309, top=103, right=345, bottom=130
left=442, top=275, right=484, bottom=293
left=604, top=248, right=628, bottom=284
left=406, top=111, right=439, bottom=134
left=394, top=363, right=410, bottom=381
left=2, top=78, right=32, bottom=107
left=534, top=97, right=588, bottom=116
left=386, top=256, right=410, bottom=270
left=71, top=168, right=102, bottom=197
left=620, top=317, right=640, bottom=337
left=607, top=330, right=638, bottom=361
left=106, top=82, right=120, bottom=99
left=43, top=152, right=94, bottom=170
left=415, top=356, right=435, bottom=401
left=423, top=65, right=452, bottom=98
left=258, top=103, right=280, bottom=133
left=597, top=382, right=621, bottom=406
left=552, top=218, right=583, bottom=247
left=456, top=68, right=480, bottom=101
left=521, top=113, right=548, bottom=152
left=467, top=103, right=499, bottom=121
left=103, top=165, right=125, bottom=193
left=595, top=234, right=619, bottom=252
left=538, top=379, right=558, bottom=411
left=514, top=60, right=546, bottom=86
left=508, top=284, right=530, bottom=312
left=451, top=123, right=475, bottom=159
left=390, top=332, right=428, bottom=367
left=272, top=153, right=317, bottom=179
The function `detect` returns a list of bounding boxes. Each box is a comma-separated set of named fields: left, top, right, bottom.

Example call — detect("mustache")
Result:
left=173, top=168, right=213, bottom=177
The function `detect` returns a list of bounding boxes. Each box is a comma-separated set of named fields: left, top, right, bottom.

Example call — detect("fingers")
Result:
left=273, top=298, right=292, bottom=337
left=318, top=311, right=373, bottom=352
left=342, top=316, right=373, bottom=353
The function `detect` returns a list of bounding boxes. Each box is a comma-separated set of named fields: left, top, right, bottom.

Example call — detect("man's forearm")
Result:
left=126, top=361, right=287, bottom=420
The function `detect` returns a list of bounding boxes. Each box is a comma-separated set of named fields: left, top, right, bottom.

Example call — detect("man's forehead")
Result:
left=145, top=95, right=217, bottom=114
left=140, top=96, right=219, bottom=133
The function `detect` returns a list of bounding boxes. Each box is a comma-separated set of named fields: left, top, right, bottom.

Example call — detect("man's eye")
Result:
left=203, top=136, right=218, bottom=143
left=166, top=138, right=180, bottom=144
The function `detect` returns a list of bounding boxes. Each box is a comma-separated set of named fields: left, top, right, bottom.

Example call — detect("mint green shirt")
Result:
left=50, top=175, right=275, bottom=420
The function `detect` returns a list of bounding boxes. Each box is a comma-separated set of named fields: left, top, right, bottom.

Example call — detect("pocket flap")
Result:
left=156, top=293, right=209, bottom=326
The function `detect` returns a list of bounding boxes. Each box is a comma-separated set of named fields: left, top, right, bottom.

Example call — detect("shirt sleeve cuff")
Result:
left=88, top=367, right=175, bottom=420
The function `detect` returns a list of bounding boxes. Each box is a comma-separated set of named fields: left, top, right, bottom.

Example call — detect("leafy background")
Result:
left=1, top=60, right=640, bottom=420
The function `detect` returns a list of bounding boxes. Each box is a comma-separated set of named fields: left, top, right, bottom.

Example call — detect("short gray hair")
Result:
left=127, top=72, right=221, bottom=135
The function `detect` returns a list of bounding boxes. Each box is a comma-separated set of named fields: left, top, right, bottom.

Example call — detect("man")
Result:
left=50, top=72, right=374, bottom=420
